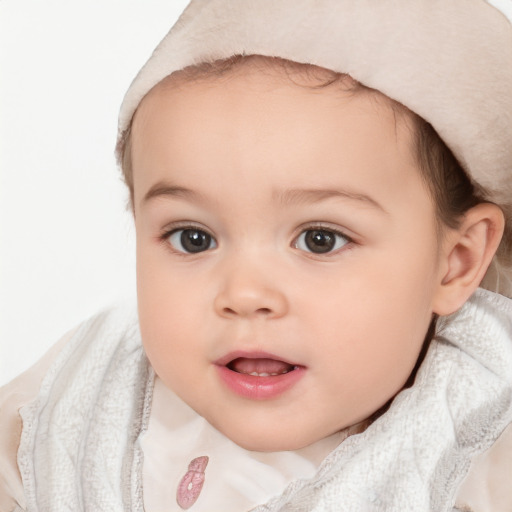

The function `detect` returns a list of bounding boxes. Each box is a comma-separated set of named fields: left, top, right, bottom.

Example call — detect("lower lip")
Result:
left=215, top=365, right=305, bottom=400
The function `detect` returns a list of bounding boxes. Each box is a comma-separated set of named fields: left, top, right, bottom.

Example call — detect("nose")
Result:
left=213, top=260, right=289, bottom=320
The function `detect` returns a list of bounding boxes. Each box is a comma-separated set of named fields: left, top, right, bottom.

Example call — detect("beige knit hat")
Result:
left=117, top=0, right=512, bottom=296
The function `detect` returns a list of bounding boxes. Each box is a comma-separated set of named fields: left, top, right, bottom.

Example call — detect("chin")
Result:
left=221, top=426, right=316, bottom=452
left=234, top=437, right=306, bottom=452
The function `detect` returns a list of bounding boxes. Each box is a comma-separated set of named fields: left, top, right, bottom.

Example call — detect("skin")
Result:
left=130, top=61, right=490, bottom=452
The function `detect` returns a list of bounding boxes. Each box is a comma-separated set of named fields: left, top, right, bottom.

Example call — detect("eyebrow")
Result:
left=142, top=181, right=387, bottom=214
left=142, top=182, right=203, bottom=206
left=274, top=188, right=387, bottom=213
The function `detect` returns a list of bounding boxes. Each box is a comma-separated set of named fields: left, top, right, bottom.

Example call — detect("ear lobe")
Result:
left=432, top=203, right=505, bottom=316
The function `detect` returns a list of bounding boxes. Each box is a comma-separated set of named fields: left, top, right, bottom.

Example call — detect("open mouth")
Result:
left=215, top=351, right=305, bottom=399
left=226, top=357, right=298, bottom=377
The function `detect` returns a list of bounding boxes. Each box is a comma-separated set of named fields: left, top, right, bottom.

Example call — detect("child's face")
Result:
left=131, top=63, right=447, bottom=451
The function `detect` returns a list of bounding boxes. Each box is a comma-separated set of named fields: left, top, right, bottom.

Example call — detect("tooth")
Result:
left=241, top=370, right=292, bottom=377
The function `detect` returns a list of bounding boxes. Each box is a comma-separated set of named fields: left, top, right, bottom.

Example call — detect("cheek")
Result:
left=309, top=298, right=429, bottom=421
left=136, top=242, right=205, bottom=369
left=300, top=249, right=437, bottom=403
left=308, top=287, right=429, bottom=369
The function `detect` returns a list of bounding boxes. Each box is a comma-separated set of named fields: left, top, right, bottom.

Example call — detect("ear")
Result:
left=432, top=203, right=505, bottom=316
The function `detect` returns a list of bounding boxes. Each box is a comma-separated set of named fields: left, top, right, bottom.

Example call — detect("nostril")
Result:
left=215, top=288, right=288, bottom=319
left=222, top=306, right=273, bottom=317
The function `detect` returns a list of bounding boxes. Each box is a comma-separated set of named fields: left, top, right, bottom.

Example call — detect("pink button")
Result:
left=176, top=456, right=209, bottom=509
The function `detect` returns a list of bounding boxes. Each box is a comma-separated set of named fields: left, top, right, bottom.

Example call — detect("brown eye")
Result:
left=168, top=228, right=217, bottom=253
left=295, top=229, right=349, bottom=254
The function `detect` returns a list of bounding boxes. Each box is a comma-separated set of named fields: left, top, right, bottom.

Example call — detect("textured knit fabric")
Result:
left=17, top=305, right=150, bottom=512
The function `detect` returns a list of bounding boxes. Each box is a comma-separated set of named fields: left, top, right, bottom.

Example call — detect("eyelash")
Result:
left=158, top=223, right=354, bottom=256
left=293, top=224, right=353, bottom=256
left=159, top=223, right=217, bottom=256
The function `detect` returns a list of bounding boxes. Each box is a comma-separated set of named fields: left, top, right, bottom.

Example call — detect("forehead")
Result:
left=130, top=58, right=423, bottom=211
left=134, top=57, right=407, bottom=131
left=132, top=56, right=412, bottom=144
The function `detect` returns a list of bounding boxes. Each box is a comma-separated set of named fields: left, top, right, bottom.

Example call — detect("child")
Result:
left=2, top=1, right=512, bottom=511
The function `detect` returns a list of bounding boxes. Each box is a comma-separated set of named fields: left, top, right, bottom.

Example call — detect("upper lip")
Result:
left=214, top=350, right=302, bottom=368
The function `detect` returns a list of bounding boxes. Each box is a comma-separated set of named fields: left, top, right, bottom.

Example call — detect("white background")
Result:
left=0, top=0, right=190, bottom=385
